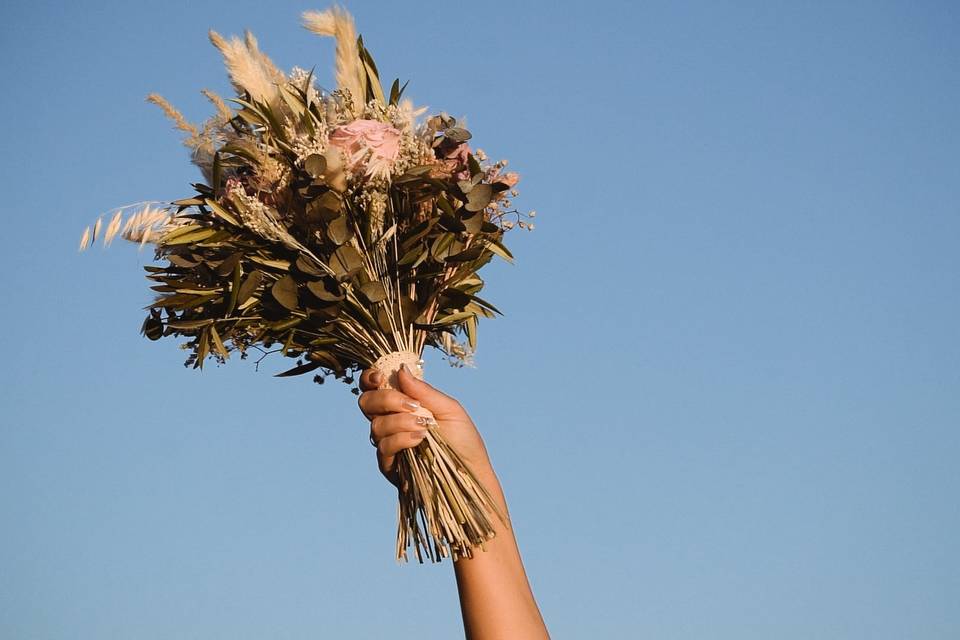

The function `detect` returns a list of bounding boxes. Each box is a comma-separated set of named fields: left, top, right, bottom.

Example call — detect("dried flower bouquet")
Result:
left=80, top=6, right=535, bottom=562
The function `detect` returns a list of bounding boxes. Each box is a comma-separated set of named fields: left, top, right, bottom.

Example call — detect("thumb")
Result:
left=397, top=364, right=462, bottom=418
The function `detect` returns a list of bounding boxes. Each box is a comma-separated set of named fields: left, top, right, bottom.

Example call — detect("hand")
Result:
left=357, top=364, right=493, bottom=487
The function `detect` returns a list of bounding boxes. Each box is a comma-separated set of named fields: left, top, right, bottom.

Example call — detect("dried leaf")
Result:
left=360, top=281, right=387, bottom=303
left=236, top=270, right=264, bottom=306
left=271, top=275, right=299, bottom=310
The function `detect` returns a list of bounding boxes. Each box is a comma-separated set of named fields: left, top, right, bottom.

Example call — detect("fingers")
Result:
left=377, top=430, right=428, bottom=459
left=358, top=368, right=383, bottom=392
left=370, top=412, right=433, bottom=443
left=360, top=365, right=463, bottom=420
left=357, top=388, right=422, bottom=419
left=375, top=429, right=429, bottom=483
left=396, top=364, right=463, bottom=418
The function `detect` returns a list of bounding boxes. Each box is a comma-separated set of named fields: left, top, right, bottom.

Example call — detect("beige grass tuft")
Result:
left=302, top=6, right=364, bottom=114
left=201, top=88, right=233, bottom=121
left=145, top=93, right=199, bottom=138
left=243, top=30, right=287, bottom=86
left=78, top=203, right=179, bottom=252
left=78, top=226, right=91, bottom=251
left=208, top=29, right=281, bottom=106
left=103, top=210, right=123, bottom=247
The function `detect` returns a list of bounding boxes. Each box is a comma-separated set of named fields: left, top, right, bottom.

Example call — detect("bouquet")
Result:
left=79, top=6, right=535, bottom=563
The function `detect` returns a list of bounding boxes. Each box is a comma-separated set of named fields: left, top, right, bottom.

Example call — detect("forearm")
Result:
left=453, top=463, right=549, bottom=640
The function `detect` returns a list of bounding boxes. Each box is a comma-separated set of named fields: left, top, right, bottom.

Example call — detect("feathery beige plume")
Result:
left=121, top=204, right=177, bottom=249
left=79, top=204, right=178, bottom=252
left=243, top=30, right=287, bottom=86
left=302, top=6, right=364, bottom=114
left=103, top=210, right=123, bottom=247
left=399, top=98, right=428, bottom=129
left=146, top=94, right=199, bottom=138
left=201, top=88, right=233, bottom=121
left=208, top=29, right=281, bottom=107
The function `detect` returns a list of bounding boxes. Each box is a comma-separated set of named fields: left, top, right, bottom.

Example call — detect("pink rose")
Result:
left=328, top=119, right=402, bottom=179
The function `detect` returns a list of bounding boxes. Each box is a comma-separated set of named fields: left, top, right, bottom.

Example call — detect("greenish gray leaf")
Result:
left=304, top=153, right=326, bottom=178
left=236, top=270, right=264, bottom=307
left=465, top=184, right=493, bottom=212
left=271, top=275, right=299, bottom=310
left=326, top=214, right=353, bottom=246
left=360, top=281, right=388, bottom=303
left=331, top=244, right=363, bottom=276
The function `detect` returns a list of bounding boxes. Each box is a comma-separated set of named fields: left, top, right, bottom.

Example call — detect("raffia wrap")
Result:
left=372, top=350, right=438, bottom=439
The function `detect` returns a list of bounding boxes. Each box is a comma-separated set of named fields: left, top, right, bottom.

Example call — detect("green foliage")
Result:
left=122, top=30, right=531, bottom=387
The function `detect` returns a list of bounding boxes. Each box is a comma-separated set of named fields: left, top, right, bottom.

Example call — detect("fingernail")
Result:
left=371, top=372, right=384, bottom=385
left=402, top=400, right=421, bottom=411
left=413, top=430, right=428, bottom=441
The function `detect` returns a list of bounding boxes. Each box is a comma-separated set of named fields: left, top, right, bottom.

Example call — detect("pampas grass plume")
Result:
left=302, top=5, right=364, bottom=113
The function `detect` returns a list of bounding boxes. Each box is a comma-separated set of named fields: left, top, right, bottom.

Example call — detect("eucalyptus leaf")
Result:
left=307, top=280, right=345, bottom=302
left=331, top=244, right=363, bottom=277
left=326, top=215, right=353, bottom=245
left=445, top=127, right=471, bottom=142
left=271, top=275, right=299, bottom=310
left=461, top=211, right=484, bottom=234
left=295, top=255, right=326, bottom=277
left=141, top=316, right=164, bottom=340
left=215, top=253, right=242, bottom=277
left=304, top=153, right=327, bottom=178
left=465, top=184, right=493, bottom=212
left=360, top=281, right=388, bottom=303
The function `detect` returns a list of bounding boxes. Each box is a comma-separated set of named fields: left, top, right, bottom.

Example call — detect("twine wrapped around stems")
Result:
left=373, top=350, right=506, bottom=562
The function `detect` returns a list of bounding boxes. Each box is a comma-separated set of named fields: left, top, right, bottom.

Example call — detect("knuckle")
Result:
left=359, top=369, right=376, bottom=390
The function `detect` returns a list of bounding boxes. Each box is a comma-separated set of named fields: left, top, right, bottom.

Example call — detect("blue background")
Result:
left=2, top=1, right=958, bottom=637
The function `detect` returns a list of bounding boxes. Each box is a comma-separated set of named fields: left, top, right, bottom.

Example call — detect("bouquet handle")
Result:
left=373, top=351, right=504, bottom=563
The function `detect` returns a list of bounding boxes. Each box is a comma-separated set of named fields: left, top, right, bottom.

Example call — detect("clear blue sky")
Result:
left=2, top=1, right=958, bottom=638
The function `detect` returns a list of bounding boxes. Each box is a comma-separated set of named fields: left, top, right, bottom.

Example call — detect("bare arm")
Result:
left=358, top=365, right=549, bottom=640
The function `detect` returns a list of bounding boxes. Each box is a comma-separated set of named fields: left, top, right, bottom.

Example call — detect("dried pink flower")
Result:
left=498, top=171, right=520, bottom=188
left=328, top=119, right=402, bottom=180
left=441, top=141, right=472, bottom=180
